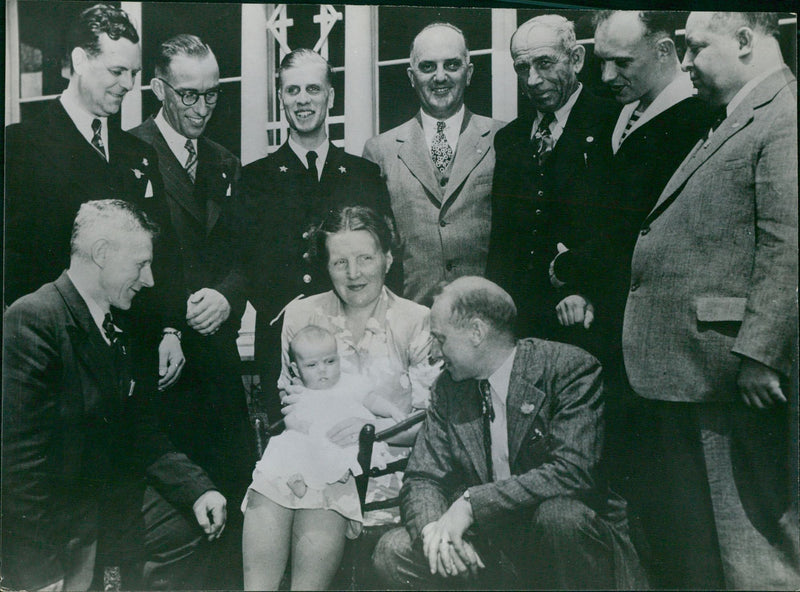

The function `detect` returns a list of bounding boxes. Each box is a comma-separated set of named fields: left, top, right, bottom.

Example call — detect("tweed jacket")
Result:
left=485, top=89, right=618, bottom=343
left=363, top=110, right=505, bottom=305
left=623, top=67, right=798, bottom=402
left=1, top=273, right=214, bottom=590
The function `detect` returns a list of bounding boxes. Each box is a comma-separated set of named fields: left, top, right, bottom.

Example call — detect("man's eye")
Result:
left=285, top=87, right=299, bottom=96
left=418, top=63, right=435, bottom=73
left=307, top=86, right=321, bottom=95
left=444, top=61, right=462, bottom=71
left=513, top=62, right=529, bottom=75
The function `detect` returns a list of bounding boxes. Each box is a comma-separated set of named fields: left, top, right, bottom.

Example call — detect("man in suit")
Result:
left=4, top=3, right=185, bottom=392
left=485, top=15, right=617, bottom=353
left=363, top=23, right=504, bottom=306
left=242, top=48, right=394, bottom=419
left=2, top=200, right=225, bottom=592
left=373, top=276, right=644, bottom=589
left=623, top=12, right=799, bottom=588
left=129, top=35, right=254, bottom=590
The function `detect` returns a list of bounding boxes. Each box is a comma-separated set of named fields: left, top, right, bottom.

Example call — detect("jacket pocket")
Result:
left=695, top=296, right=747, bottom=322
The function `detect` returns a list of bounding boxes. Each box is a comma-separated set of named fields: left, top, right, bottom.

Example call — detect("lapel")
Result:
left=139, top=117, right=204, bottom=225
left=396, top=114, right=441, bottom=203
left=54, top=272, right=120, bottom=404
left=551, top=89, right=603, bottom=161
left=442, top=110, right=493, bottom=204
left=321, top=144, right=348, bottom=185
left=649, top=67, right=795, bottom=222
left=506, top=342, right=548, bottom=467
left=196, top=137, right=232, bottom=233
left=450, top=381, right=493, bottom=483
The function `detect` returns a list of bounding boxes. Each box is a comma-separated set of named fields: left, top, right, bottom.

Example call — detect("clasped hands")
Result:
left=193, top=490, right=227, bottom=542
left=187, top=288, right=230, bottom=336
left=420, top=496, right=485, bottom=579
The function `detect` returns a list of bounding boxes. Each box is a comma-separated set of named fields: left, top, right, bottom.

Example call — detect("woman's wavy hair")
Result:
left=309, top=205, right=399, bottom=268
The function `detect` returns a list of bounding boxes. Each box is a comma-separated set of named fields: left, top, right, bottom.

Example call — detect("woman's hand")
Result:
left=326, top=417, right=370, bottom=447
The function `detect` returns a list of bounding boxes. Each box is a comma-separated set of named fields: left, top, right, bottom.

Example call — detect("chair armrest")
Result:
left=374, top=409, right=427, bottom=442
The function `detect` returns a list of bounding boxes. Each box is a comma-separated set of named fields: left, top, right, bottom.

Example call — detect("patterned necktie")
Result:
left=185, top=139, right=198, bottom=182
left=306, top=150, right=318, bottom=181
left=431, top=120, right=453, bottom=173
left=532, top=112, right=556, bottom=167
left=478, top=379, right=495, bottom=481
left=103, top=313, right=119, bottom=345
left=91, top=118, right=106, bottom=160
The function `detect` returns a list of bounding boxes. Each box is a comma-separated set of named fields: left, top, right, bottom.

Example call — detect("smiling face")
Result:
left=156, top=53, right=219, bottom=139
left=279, top=60, right=334, bottom=144
left=429, top=295, right=478, bottom=382
left=291, top=333, right=341, bottom=390
left=407, top=26, right=473, bottom=120
left=98, top=230, right=154, bottom=310
left=594, top=12, right=665, bottom=107
left=682, top=12, right=744, bottom=107
left=511, top=23, right=583, bottom=113
left=74, top=34, right=141, bottom=117
left=326, top=229, right=392, bottom=312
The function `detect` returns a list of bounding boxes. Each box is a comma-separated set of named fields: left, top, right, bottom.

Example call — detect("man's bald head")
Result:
left=436, top=276, right=517, bottom=338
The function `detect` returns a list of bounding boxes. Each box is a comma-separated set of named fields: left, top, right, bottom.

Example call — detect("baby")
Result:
left=261, top=325, right=403, bottom=499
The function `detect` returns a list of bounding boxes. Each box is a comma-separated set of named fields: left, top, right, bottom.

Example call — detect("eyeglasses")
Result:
left=157, top=77, right=220, bottom=106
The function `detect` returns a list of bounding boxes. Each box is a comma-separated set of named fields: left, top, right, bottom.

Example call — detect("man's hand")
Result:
left=555, top=295, right=594, bottom=329
left=193, top=490, right=227, bottom=541
left=738, top=358, right=787, bottom=408
left=186, top=288, right=231, bottom=336
left=158, top=333, right=185, bottom=390
left=421, top=497, right=483, bottom=578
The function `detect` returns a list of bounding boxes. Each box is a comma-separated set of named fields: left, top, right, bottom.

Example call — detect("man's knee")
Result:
left=373, top=527, right=414, bottom=587
left=531, top=497, right=599, bottom=546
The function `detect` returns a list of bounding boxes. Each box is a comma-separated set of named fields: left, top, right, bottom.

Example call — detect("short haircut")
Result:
left=70, top=199, right=159, bottom=260
left=289, top=325, right=337, bottom=362
left=593, top=10, right=683, bottom=42
left=154, top=34, right=214, bottom=79
left=310, top=205, right=398, bottom=268
left=409, top=22, right=470, bottom=63
left=67, top=4, right=139, bottom=69
left=440, top=278, right=517, bottom=338
left=710, top=12, right=780, bottom=39
left=278, top=48, right=333, bottom=88
left=512, top=14, right=577, bottom=54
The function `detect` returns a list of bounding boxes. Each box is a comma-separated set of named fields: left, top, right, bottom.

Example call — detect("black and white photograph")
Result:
left=3, top=1, right=798, bottom=590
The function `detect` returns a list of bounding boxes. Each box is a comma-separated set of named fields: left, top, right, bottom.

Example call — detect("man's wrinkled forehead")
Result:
left=410, top=26, right=468, bottom=64
left=511, top=24, right=565, bottom=60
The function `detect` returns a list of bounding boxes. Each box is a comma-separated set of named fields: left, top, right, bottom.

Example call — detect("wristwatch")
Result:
left=163, top=328, right=182, bottom=341
left=462, top=489, right=471, bottom=502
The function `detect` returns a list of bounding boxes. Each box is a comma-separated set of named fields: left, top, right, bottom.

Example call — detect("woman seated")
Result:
left=242, top=205, right=440, bottom=590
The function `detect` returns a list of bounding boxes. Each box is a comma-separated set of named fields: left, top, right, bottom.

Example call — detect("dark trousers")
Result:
left=373, top=497, right=616, bottom=590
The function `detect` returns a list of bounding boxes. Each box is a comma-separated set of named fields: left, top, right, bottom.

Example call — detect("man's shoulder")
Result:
left=126, top=116, right=157, bottom=144
left=466, top=112, right=506, bottom=134
left=200, top=135, right=241, bottom=167
left=365, top=117, right=419, bottom=150
left=514, top=338, right=600, bottom=378
left=5, top=281, right=63, bottom=325
left=332, top=145, right=382, bottom=172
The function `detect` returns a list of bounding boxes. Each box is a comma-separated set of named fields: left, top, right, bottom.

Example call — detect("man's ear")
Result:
left=327, top=86, right=335, bottom=111
left=735, top=26, right=755, bottom=58
left=384, top=251, right=394, bottom=275
left=407, top=66, right=416, bottom=89
left=570, top=44, right=586, bottom=74
left=91, top=238, right=111, bottom=268
left=656, top=37, right=676, bottom=60
left=71, top=47, right=88, bottom=74
left=469, top=317, right=489, bottom=346
left=151, top=77, right=166, bottom=102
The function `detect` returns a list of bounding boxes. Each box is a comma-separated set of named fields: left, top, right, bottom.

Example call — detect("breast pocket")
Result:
left=515, top=422, right=550, bottom=470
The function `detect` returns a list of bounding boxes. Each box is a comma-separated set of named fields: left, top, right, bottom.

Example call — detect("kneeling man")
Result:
left=373, top=276, right=645, bottom=589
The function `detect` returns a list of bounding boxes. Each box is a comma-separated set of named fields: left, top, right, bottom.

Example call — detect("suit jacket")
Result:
left=241, top=141, right=395, bottom=381
left=485, top=89, right=618, bottom=346
left=4, top=101, right=183, bottom=331
left=623, top=67, right=798, bottom=402
left=129, top=117, right=255, bottom=495
left=401, top=338, right=642, bottom=586
left=363, top=110, right=505, bottom=305
left=1, top=272, right=214, bottom=590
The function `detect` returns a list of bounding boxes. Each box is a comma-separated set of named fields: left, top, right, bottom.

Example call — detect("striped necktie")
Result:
left=620, top=107, right=643, bottom=143
left=478, top=379, right=495, bottom=480
left=91, top=118, right=106, bottom=160
left=185, top=139, right=198, bottom=182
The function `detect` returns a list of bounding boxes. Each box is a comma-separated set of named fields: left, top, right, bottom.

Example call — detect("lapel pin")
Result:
left=339, top=166, right=347, bottom=174
left=279, top=165, right=288, bottom=173
left=520, top=403, right=536, bottom=415
left=142, top=157, right=149, bottom=167
left=222, top=171, right=227, bottom=179
left=586, top=136, right=594, bottom=143
left=132, top=168, right=144, bottom=179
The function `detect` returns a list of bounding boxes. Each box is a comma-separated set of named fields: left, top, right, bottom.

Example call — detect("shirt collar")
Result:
left=66, top=270, right=111, bottom=342
left=60, top=85, right=108, bottom=159
left=288, top=135, right=330, bottom=179
left=488, top=346, right=517, bottom=406
left=420, top=105, right=465, bottom=151
left=537, top=83, right=582, bottom=128
left=726, top=65, right=783, bottom=116
left=154, top=108, right=197, bottom=163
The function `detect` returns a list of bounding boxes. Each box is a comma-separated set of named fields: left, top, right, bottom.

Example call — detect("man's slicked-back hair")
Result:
left=593, top=10, right=683, bottom=42
left=710, top=12, right=780, bottom=39
left=67, top=3, right=139, bottom=68
left=278, top=48, right=333, bottom=88
left=512, top=14, right=577, bottom=54
left=70, top=199, right=159, bottom=260
left=409, top=22, right=470, bottom=63
left=154, top=34, right=213, bottom=79
left=442, top=278, right=517, bottom=338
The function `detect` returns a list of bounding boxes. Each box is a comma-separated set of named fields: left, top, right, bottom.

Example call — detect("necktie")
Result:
left=306, top=150, right=318, bottom=181
left=478, top=379, right=495, bottom=481
left=184, top=139, right=198, bottom=182
left=619, top=107, right=643, bottom=143
left=103, top=313, right=119, bottom=345
left=431, top=121, right=453, bottom=173
left=532, top=112, right=556, bottom=167
left=91, top=118, right=106, bottom=160
left=103, top=313, right=131, bottom=397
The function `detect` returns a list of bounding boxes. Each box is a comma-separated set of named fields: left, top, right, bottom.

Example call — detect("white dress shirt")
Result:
left=420, top=105, right=465, bottom=154
left=67, top=271, right=112, bottom=344
left=288, top=135, right=329, bottom=180
left=487, top=346, right=517, bottom=481
left=530, top=83, right=583, bottom=145
left=154, top=109, right=197, bottom=166
left=60, top=86, right=109, bottom=161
